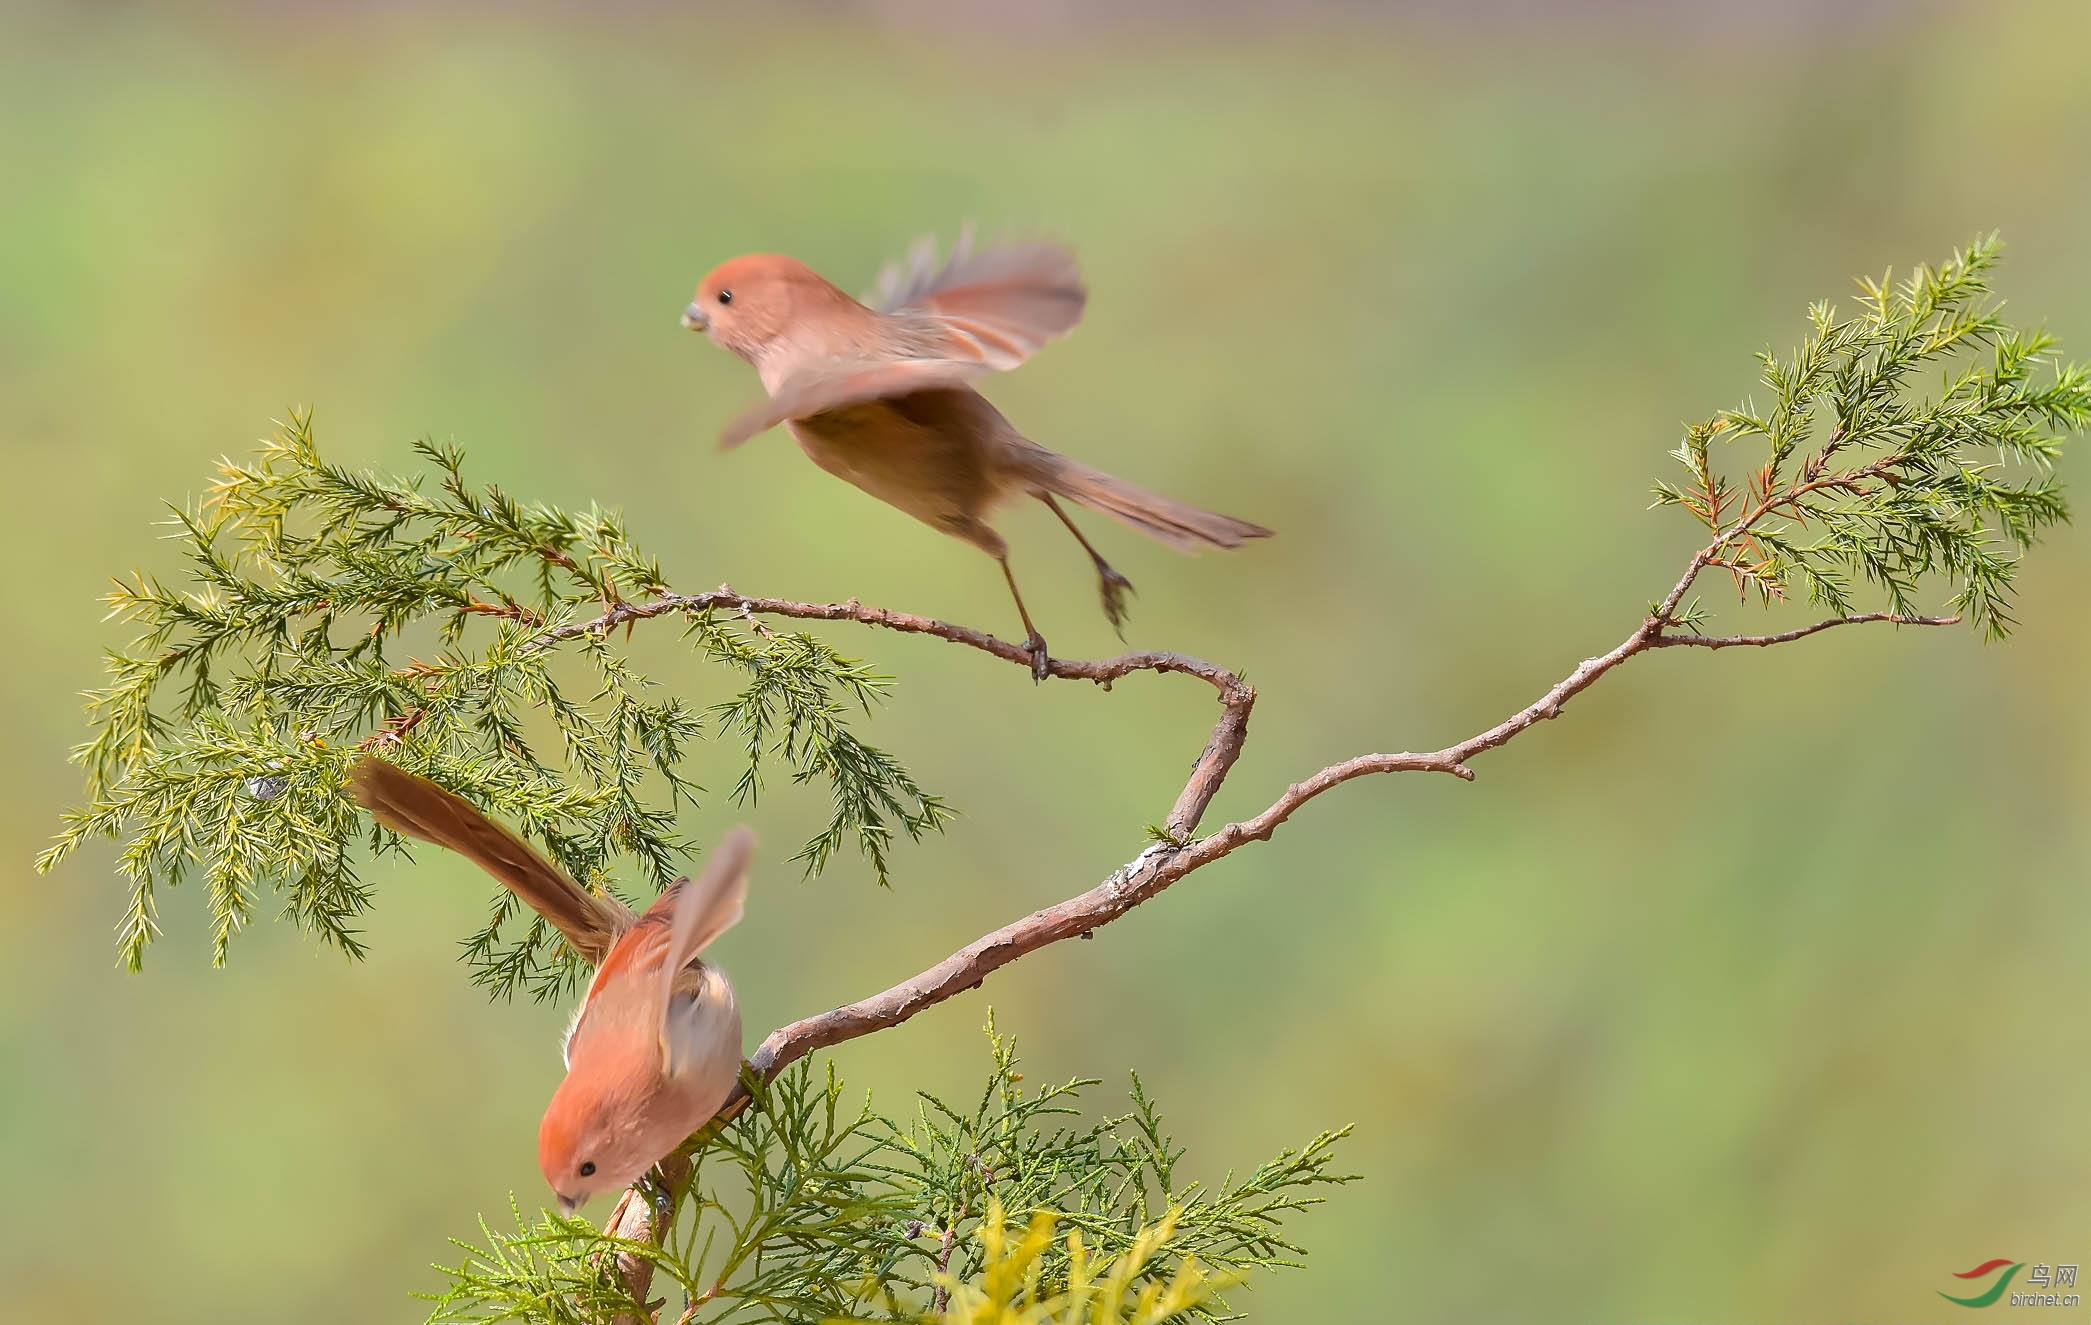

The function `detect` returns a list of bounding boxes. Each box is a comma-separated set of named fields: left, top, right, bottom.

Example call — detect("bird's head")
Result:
left=537, top=1049, right=675, bottom=1216
left=683, top=253, right=857, bottom=365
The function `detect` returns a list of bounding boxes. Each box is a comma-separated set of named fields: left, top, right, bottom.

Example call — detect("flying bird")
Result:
left=350, top=757, right=752, bottom=1214
left=681, top=230, right=1272, bottom=679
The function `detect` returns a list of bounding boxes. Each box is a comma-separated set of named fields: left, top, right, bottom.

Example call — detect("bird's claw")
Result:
left=1097, top=566, right=1136, bottom=639
left=1024, top=632, right=1051, bottom=683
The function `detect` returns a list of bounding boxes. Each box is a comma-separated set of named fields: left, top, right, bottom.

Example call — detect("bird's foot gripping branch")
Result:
left=40, top=237, right=2085, bottom=1322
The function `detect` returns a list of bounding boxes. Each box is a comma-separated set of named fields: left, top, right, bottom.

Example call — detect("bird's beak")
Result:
left=681, top=301, right=709, bottom=332
left=556, top=1192, right=582, bottom=1217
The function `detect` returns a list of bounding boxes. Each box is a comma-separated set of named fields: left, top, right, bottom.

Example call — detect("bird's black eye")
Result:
left=716, top=290, right=733, bottom=305
left=578, top=1161, right=596, bottom=1177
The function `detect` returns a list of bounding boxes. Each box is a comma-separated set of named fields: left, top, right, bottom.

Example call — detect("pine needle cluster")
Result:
left=35, top=238, right=2089, bottom=1323
left=37, top=412, right=948, bottom=992
left=925, top=1201, right=1219, bottom=1325
left=1653, top=235, right=2087, bottom=636
left=426, top=1024, right=1352, bottom=1323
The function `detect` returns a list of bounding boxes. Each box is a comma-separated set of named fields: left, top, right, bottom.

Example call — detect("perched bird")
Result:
left=681, top=230, right=1273, bottom=679
left=350, top=757, right=752, bottom=1214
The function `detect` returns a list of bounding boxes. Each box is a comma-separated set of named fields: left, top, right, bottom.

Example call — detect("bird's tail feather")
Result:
left=1038, top=458, right=1272, bottom=553
left=350, top=757, right=628, bottom=963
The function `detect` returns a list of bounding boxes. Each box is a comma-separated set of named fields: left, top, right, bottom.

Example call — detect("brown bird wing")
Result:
left=716, top=357, right=990, bottom=450
left=349, top=757, right=631, bottom=964
left=717, top=231, right=1084, bottom=450
left=868, top=227, right=1087, bottom=371
left=652, top=825, right=754, bottom=1075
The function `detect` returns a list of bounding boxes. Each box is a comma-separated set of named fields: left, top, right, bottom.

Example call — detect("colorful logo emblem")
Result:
left=1939, top=1259, right=2078, bottom=1308
left=1940, top=1260, right=2023, bottom=1308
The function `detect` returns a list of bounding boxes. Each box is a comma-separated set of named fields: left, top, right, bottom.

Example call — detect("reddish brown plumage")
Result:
left=351, top=759, right=751, bottom=1212
left=682, top=232, right=1270, bottom=676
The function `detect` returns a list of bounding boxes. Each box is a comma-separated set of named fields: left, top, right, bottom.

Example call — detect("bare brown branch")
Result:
left=601, top=1152, right=688, bottom=1325
left=531, top=586, right=1255, bottom=839
left=1657, top=613, right=1959, bottom=648
left=584, top=508, right=1963, bottom=1295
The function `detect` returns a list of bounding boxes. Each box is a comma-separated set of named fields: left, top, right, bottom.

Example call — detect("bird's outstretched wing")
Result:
left=716, top=356, right=991, bottom=450
left=653, top=826, right=754, bottom=1076
left=868, top=226, right=1087, bottom=371
left=716, top=228, right=1086, bottom=450
left=349, top=757, right=631, bottom=965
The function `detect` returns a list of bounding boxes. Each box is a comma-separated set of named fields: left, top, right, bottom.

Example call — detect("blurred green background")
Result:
left=4, top=1, right=2089, bottom=1320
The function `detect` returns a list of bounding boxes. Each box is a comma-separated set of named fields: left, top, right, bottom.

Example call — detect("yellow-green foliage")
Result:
left=929, top=1202, right=1217, bottom=1325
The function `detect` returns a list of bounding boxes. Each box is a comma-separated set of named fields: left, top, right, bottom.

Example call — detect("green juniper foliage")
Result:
left=38, top=413, right=948, bottom=993
left=1651, top=236, right=2087, bottom=638
left=426, top=1023, right=1352, bottom=1324
left=39, top=241, right=2083, bottom=989
left=35, top=239, right=2089, bottom=1322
